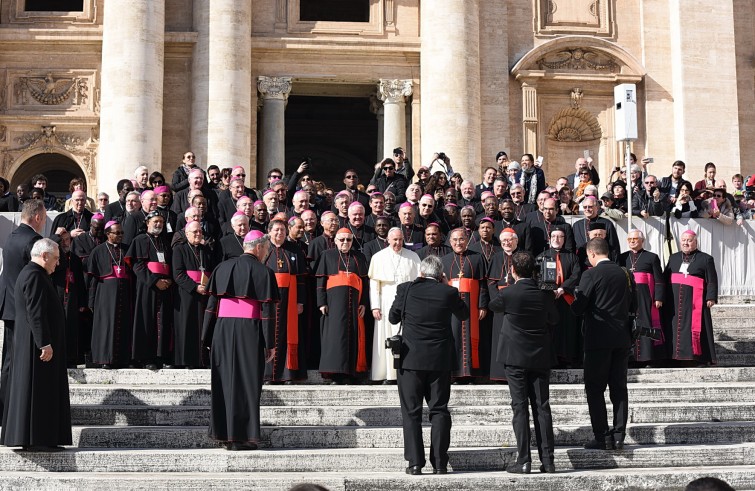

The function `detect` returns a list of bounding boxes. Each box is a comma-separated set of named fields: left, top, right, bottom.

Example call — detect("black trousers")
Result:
left=504, top=365, right=554, bottom=465
left=397, top=368, right=451, bottom=469
left=583, top=347, right=629, bottom=439
left=0, top=320, right=14, bottom=420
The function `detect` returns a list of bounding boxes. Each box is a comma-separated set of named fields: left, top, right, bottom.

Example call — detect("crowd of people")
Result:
left=0, top=148, right=732, bottom=452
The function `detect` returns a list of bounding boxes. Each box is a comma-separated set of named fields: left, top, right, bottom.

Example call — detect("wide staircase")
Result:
left=2, top=304, right=755, bottom=490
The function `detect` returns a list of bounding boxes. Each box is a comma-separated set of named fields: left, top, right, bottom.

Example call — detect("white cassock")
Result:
left=368, top=247, right=421, bottom=380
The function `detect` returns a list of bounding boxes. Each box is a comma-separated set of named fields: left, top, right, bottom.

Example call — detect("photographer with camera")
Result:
left=388, top=255, right=468, bottom=476
left=632, top=175, right=668, bottom=217
left=488, top=251, right=559, bottom=474
left=572, top=237, right=637, bottom=451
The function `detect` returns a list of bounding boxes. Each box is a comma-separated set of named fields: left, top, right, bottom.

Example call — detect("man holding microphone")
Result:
left=389, top=255, right=468, bottom=475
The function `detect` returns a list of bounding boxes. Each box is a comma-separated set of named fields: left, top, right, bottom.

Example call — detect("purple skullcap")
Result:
left=321, top=211, right=336, bottom=219
left=184, top=221, right=201, bottom=231
left=335, top=190, right=351, bottom=200
left=682, top=229, right=697, bottom=236
left=233, top=211, right=246, bottom=218
left=444, top=202, right=459, bottom=208
left=153, top=185, right=170, bottom=194
left=140, top=189, right=155, bottom=198
left=370, top=191, right=383, bottom=197
left=421, top=194, right=434, bottom=200
left=104, top=220, right=118, bottom=230
left=244, top=230, right=265, bottom=242
left=427, top=222, right=441, bottom=228
left=232, top=165, right=245, bottom=173
left=288, top=216, right=300, bottom=224
left=263, top=189, right=276, bottom=197
left=253, top=200, right=264, bottom=206
left=480, top=217, right=495, bottom=224
left=399, top=202, right=414, bottom=209
left=348, top=201, right=364, bottom=209
left=480, top=191, right=494, bottom=200
left=92, top=213, right=104, bottom=221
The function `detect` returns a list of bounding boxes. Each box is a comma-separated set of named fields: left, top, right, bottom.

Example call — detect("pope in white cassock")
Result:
left=368, top=227, right=421, bottom=382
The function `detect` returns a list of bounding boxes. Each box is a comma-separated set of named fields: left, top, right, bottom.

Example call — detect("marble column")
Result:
left=98, top=0, right=164, bottom=195
left=199, top=0, right=252, bottom=172
left=420, top=0, right=481, bottom=180
left=257, top=76, right=292, bottom=187
left=378, top=79, right=412, bottom=159
left=369, top=94, right=384, bottom=162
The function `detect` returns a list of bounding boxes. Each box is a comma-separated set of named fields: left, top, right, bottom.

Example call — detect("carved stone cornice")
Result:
left=537, top=48, right=617, bottom=72
left=257, top=76, right=292, bottom=101
left=547, top=107, right=602, bottom=142
left=15, top=73, right=87, bottom=106
left=14, top=125, right=83, bottom=152
left=377, top=79, right=413, bottom=104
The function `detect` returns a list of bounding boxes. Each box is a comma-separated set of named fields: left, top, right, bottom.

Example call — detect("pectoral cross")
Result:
left=277, top=258, right=284, bottom=269
left=116, top=266, right=121, bottom=275
left=457, top=270, right=464, bottom=279
left=199, top=266, right=205, bottom=274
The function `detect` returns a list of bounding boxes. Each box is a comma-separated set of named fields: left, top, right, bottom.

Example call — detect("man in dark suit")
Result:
left=488, top=251, right=558, bottom=474
left=571, top=237, right=636, bottom=451
left=0, top=199, right=46, bottom=419
left=389, top=255, right=468, bottom=476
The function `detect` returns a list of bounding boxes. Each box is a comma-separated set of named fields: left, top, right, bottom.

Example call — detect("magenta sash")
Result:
left=218, top=298, right=261, bottom=319
left=187, top=270, right=209, bottom=284
left=147, top=261, right=170, bottom=276
left=671, top=272, right=705, bottom=356
left=102, top=266, right=129, bottom=280
left=634, top=272, right=664, bottom=346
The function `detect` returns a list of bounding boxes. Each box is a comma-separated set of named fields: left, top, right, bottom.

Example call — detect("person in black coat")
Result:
left=388, top=255, right=469, bottom=476
left=571, top=237, right=636, bottom=451
left=0, top=199, right=45, bottom=420
left=488, top=251, right=558, bottom=474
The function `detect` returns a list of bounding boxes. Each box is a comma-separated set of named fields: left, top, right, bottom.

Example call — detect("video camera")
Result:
left=385, top=335, right=402, bottom=369
left=630, top=317, right=662, bottom=341
left=534, top=256, right=559, bottom=291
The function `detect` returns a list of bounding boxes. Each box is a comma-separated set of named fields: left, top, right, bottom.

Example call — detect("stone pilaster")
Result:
left=522, top=83, right=538, bottom=157
left=257, top=76, right=292, bottom=187
left=98, top=0, right=164, bottom=195
left=420, top=0, right=481, bottom=180
left=378, top=79, right=412, bottom=159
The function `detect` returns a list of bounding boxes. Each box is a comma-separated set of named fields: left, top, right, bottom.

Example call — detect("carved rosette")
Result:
left=377, top=79, right=413, bottom=104
left=257, top=76, right=292, bottom=101
left=537, top=48, right=618, bottom=72
left=547, top=107, right=602, bottom=142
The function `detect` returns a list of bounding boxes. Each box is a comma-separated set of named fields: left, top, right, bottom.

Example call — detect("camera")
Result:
left=631, top=318, right=662, bottom=341
left=385, top=335, right=402, bottom=368
left=534, top=256, right=558, bottom=291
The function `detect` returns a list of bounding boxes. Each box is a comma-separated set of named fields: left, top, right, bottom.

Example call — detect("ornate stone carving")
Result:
left=257, top=76, right=292, bottom=101
left=0, top=125, right=6, bottom=143
left=16, top=73, right=86, bottom=105
left=538, top=48, right=617, bottom=71
left=14, top=125, right=83, bottom=153
left=377, top=79, right=413, bottom=104
left=369, top=93, right=382, bottom=115
left=0, top=82, right=6, bottom=111
left=570, top=87, right=583, bottom=108
left=547, top=107, right=602, bottom=142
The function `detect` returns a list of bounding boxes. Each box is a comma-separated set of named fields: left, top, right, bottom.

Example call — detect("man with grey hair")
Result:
left=134, top=165, right=150, bottom=191
left=369, top=227, right=421, bottom=383
left=0, top=199, right=45, bottom=420
left=202, top=230, right=279, bottom=450
left=389, top=254, right=468, bottom=475
left=1, top=237, right=72, bottom=451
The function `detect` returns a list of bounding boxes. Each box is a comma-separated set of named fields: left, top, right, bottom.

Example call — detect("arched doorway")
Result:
left=10, top=153, right=86, bottom=199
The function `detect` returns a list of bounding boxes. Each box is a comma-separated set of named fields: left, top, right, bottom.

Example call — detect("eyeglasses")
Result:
left=383, top=166, right=395, bottom=171
left=185, top=155, right=195, bottom=159
left=418, top=171, right=428, bottom=175
left=108, top=231, right=124, bottom=235
left=235, top=173, right=246, bottom=177
left=644, top=181, right=656, bottom=185
left=336, top=238, right=353, bottom=242
left=420, top=204, right=433, bottom=208
left=345, top=175, right=358, bottom=179
left=270, top=175, right=282, bottom=180
left=620, top=170, right=627, bottom=173
left=510, top=191, right=522, bottom=195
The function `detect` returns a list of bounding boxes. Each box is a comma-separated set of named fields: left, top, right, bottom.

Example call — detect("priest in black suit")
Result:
left=389, top=255, right=468, bottom=475
left=571, top=237, right=636, bottom=452
left=489, top=251, right=558, bottom=474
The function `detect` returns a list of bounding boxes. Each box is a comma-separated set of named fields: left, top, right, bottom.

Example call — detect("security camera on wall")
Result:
left=614, top=84, right=638, bottom=141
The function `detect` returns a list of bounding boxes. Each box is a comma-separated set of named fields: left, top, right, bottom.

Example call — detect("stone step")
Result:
left=55, top=421, right=755, bottom=449
left=0, top=444, right=753, bottom=473
left=716, top=341, right=755, bottom=354
left=1, top=466, right=754, bottom=491
left=718, top=354, right=755, bottom=366
left=66, top=402, right=755, bottom=427
left=66, top=366, right=755, bottom=386
left=65, top=382, right=755, bottom=407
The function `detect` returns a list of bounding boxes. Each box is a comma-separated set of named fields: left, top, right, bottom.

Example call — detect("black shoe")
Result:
left=584, top=435, right=614, bottom=450
left=405, top=465, right=422, bottom=475
left=162, top=364, right=175, bottom=369
left=539, top=462, right=556, bottom=473
left=613, top=433, right=625, bottom=450
left=144, top=363, right=158, bottom=370
left=20, top=445, right=66, bottom=452
left=433, top=468, right=448, bottom=474
left=506, top=462, right=531, bottom=474
left=226, top=442, right=258, bottom=451
left=101, top=364, right=112, bottom=369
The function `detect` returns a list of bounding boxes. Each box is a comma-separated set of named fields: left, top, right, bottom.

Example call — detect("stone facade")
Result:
left=0, top=0, right=752, bottom=195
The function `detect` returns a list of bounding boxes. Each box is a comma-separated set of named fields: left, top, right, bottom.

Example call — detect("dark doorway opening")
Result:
left=300, top=0, right=370, bottom=22
left=285, top=95, right=377, bottom=190
left=25, top=0, right=84, bottom=11
left=10, top=153, right=86, bottom=200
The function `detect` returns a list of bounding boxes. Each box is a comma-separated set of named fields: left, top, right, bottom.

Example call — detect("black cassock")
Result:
left=618, top=249, right=666, bottom=362
left=416, top=243, right=451, bottom=261
left=264, top=242, right=307, bottom=381
left=88, top=242, right=133, bottom=366
left=219, top=233, right=244, bottom=261
left=363, top=237, right=390, bottom=265
left=486, top=250, right=516, bottom=380
left=201, top=253, right=279, bottom=444
left=316, top=248, right=370, bottom=376
left=663, top=250, right=718, bottom=364
left=125, top=233, right=174, bottom=364
left=72, top=232, right=103, bottom=360
left=0, top=263, right=72, bottom=447
left=308, top=234, right=336, bottom=271
left=537, top=248, right=582, bottom=366
left=440, top=250, right=490, bottom=378
left=172, top=242, right=215, bottom=368
left=50, top=250, right=87, bottom=366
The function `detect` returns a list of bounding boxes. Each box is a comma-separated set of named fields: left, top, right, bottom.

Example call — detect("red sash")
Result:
left=147, top=261, right=170, bottom=276
left=555, top=254, right=575, bottom=305
left=671, top=272, right=705, bottom=356
left=275, top=272, right=300, bottom=370
left=326, top=271, right=367, bottom=373
left=218, top=298, right=261, bottom=319
left=458, top=278, right=481, bottom=369
left=103, top=265, right=129, bottom=280
left=634, top=272, right=664, bottom=346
